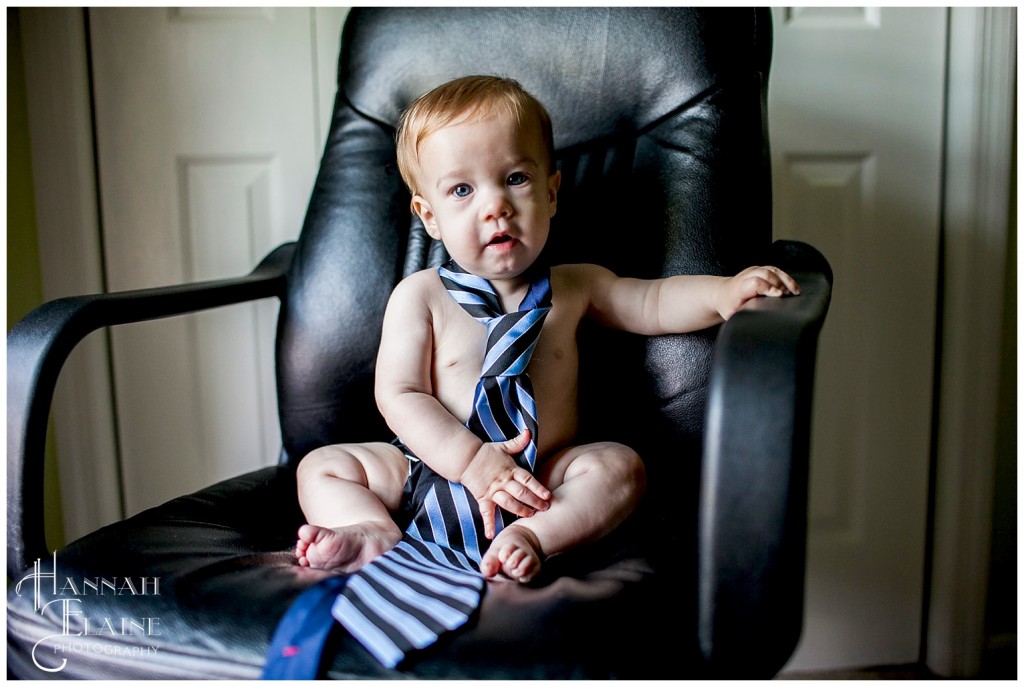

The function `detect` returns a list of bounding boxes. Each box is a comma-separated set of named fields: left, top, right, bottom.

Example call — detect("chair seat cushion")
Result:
left=8, top=467, right=694, bottom=679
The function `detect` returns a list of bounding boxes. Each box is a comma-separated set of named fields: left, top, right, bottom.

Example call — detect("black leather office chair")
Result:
left=8, top=8, right=831, bottom=679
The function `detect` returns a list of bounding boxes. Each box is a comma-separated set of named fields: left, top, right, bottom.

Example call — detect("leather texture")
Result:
left=7, top=7, right=832, bottom=680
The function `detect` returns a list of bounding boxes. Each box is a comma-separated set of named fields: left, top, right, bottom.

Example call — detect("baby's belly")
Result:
left=533, top=381, right=579, bottom=457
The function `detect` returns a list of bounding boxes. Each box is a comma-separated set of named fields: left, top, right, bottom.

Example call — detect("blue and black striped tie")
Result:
left=331, top=260, right=552, bottom=668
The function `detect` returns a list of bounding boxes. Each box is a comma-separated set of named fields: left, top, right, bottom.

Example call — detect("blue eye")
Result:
left=451, top=184, right=472, bottom=198
left=507, top=172, right=528, bottom=187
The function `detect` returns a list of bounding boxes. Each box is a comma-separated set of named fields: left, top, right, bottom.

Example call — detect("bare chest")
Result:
left=430, top=295, right=581, bottom=448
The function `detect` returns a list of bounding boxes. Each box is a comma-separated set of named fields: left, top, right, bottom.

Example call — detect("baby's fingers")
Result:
left=747, top=268, right=798, bottom=298
left=513, top=468, right=551, bottom=501
left=767, top=266, right=801, bottom=295
left=499, top=429, right=531, bottom=456
left=491, top=469, right=550, bottom=517
left=502, top=478, right=550, bottom=513
left=493, top=489, right=543, bottom=519
left=758, top=278, right=786, bottom=298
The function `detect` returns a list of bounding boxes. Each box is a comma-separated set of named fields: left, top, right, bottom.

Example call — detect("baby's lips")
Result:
left=487, top=232, right=513, bottom=245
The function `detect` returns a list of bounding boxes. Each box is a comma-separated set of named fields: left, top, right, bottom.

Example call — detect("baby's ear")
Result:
left=412, top=195, right=441, bottom=240
left=547, top=170, right=561, bottom=218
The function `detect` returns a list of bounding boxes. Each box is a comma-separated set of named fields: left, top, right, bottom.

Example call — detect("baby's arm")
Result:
left=374, top=274, right=550, bottom=538
left=571, top=263, right=800, bottom=335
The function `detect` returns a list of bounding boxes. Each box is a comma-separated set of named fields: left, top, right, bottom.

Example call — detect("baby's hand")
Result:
left=718, top=265, right=800, bottom=320
left=460, top=430, right=551, bottom=539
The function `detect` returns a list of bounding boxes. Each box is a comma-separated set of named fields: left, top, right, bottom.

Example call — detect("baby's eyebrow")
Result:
left=434, top=171, right=468, bottom=191
left=510, top=156, right=541, bottom=170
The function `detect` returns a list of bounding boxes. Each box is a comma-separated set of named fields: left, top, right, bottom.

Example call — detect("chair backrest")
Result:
left=276, top=8, right=773, bottom=468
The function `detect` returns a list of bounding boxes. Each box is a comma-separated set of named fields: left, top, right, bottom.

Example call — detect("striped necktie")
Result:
left=331, top=260, right=553, bottom=668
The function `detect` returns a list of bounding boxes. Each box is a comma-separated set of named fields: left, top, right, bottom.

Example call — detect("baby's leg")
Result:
left=295, top=442, right=409, bottom=572
left=481, top=442, right=645, bottom=582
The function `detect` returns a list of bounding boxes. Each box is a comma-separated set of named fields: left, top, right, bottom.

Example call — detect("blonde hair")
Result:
left=395, top=75, right=555, bottom=195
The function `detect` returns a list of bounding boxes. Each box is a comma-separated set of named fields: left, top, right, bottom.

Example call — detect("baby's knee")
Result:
left=588, top=443, right=646, bottom=498
left=297, top=444, right=366, bottom=485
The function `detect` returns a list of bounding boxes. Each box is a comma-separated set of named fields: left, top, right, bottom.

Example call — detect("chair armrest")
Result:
left=697, top=240, right=832, bottom=676
left=7, top=242, right=295, bottom=578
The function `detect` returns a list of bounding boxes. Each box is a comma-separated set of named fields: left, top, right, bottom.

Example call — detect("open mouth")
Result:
left=487, top=233, right=514, bottom=247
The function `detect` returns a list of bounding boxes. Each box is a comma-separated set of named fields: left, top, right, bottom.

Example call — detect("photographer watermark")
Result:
left=15, top=553, right=162, bottom=673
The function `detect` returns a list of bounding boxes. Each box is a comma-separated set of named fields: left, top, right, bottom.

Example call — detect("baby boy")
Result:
left=293, top=75, right=799, bottom=584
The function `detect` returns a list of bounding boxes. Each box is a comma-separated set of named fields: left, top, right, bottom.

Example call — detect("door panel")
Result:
left=769, top=7, right=947, bottom=670
left=88, top=8, right=348, bottom=514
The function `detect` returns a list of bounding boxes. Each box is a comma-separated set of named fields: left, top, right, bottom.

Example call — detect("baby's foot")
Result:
left=480, top=524, right=543, bottom=583
left=295, top=522, right=400, bottom=572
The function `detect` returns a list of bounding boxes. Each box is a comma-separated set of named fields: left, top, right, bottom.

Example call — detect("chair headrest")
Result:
left=339, top=8, right=771, bottom=150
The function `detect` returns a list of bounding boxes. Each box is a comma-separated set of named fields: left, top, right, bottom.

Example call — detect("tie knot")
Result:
left=439, top=259, right=553, bottom=379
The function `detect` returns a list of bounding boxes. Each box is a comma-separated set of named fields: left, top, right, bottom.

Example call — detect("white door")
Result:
left=87, top=8, right=348, bottom=516
left=769, top=8, right=947, bottom=671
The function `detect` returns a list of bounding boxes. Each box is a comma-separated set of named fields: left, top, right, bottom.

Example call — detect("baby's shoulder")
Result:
left=550, top=263, right=613, bottom=316
left=396, top=266, right=441, bottom=291
left=551, top=262, right=615, bottom=293
left=387, top=267, right=447, bottom=312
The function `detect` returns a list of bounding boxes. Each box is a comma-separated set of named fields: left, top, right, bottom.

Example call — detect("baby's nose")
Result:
left=480, top=189, right=513, bottom=221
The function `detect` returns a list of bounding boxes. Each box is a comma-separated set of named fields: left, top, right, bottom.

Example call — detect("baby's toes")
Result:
left=511, top=560, right=539, bottom=584
left=479, top=551, right=502, bottom=578
left=504, top=549, right=539, bottom=583
left=499, top=547, right=522, bottom=569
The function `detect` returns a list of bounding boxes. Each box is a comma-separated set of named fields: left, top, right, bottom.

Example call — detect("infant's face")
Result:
left=412, top=111, right=560, bottom=283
